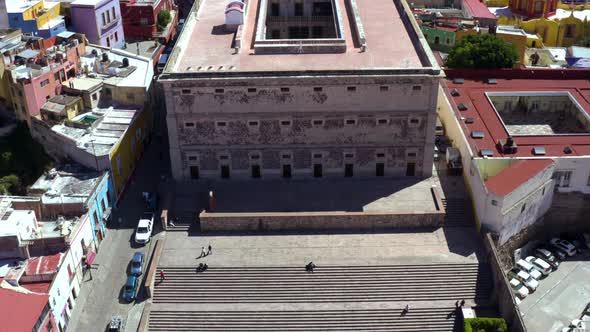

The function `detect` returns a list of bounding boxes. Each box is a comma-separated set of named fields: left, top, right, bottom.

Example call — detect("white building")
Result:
left=438, top=73, right=590, bottom=244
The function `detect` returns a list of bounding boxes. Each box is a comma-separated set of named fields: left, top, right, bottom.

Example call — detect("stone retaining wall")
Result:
left=199, top=210, right=445, bottom=232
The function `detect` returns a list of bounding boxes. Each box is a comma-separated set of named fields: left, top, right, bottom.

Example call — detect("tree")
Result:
left=445, top=34, right=518, bottom=69
left=0, top=174, right=21, bottom=195
left=157, top=10, right=172, bottom=32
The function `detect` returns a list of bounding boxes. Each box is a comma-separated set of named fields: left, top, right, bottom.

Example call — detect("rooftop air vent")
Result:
left=101, top=52, right=108, bottom=62
left=453, top=78, right=464, bottom=84
left=471, top=131, right=485, bottom=139
left=532, top=147, right=546, bottom=155
left=451, top=89, right=460, bottom=96
left=122, top=57, right=129, bottom=67
left=487, top=78, right=497, bottom=84
left=458, top=103, right=468, bottom=111
left=563, top=146, right=573, bottom=154
left=465, top=117, right=475, bottom=124
left=91, top=49, right=98, bottom=57
left=480, top=149, right=494, bottom=157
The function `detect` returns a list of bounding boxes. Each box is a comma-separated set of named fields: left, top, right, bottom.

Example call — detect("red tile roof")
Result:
left=0, top=278, right=50, bottom=332
left=463, top=0, right=497, bottom=19
left=485, top=159, right=554, bottom=196
left=444, top=77, right=590, bottom=157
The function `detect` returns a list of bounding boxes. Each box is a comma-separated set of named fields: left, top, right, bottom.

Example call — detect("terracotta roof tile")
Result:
left=485, top=159, right=554, bottom=196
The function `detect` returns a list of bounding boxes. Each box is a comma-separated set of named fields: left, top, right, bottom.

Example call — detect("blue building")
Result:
left=6, top=0, right=66, bottom=38
left=29, top=164, right=114, bottom=248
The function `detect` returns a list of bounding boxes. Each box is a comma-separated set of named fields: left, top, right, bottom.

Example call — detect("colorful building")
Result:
left=0, top=28, right=23, bottom=109
left=120, top=0, right=179, bottom=44
left=6, top=32, right=86, bottom=124
left=509, top=0, right=558, bottom=18
left=70, top=0, right=125, bottom=48
left=6, top=0, right=66, bottom=38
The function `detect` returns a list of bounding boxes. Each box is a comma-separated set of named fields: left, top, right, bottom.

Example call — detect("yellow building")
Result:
left=7, top=0, right=66, bottom=38
left=498, top=9, right=590, bottom=47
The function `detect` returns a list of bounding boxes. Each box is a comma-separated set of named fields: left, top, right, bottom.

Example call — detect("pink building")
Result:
left=7, top=32, right=86, bottom=124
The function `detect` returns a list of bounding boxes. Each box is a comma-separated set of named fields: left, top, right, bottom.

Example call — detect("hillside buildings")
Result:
left=6, top=0, right=66, bottom=38
left=160, top=0, right=443, bottom=181
left=120, top=0, right=178, bottom=44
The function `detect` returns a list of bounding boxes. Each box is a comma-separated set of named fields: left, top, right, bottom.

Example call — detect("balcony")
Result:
left=101, top=17, right=120, bottom=35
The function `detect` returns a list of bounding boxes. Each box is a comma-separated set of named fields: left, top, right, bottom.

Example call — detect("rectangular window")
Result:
left=412, top=85, right=422, bottom=91
left=347, top=86, right=357, bottom=92
left=102, top=12, right=106, bottom=26
left=313, top=153, right=323, bottom=159
left=376, top=153, right=385, bottom=158
left=377, top=118, right=388, bottom=125
left=214, top=88, right=224, bottom=94
left=407, top=152, right=417, bottom=157
left=271, top=2, right=280, bottom=16
left=216, top=121, right=227, bottom=127
left=312, top=119, right=324, bottom=126
left=114, top=31, right=119, bottom=42
left=294, top=2, right=303, bottom=16
left=112, top=7, right=116, bottom=19
left=280, top=87, right=290, bottom=93
left=313, top=87, right=323, bottom=92
left=248, top=121, right=259, bottom=127
left=247, top=88, right=257, bottom=93
left=219, top=155, right=229, bottom=160
left=106, top=37, right=110, bottom=47
left=345, top=119, right=357, bottom=126
left=188, top=155, right=198, bottom=161
left=282, top=154, right=291, bottom=159
left=40, top=79, right=50, bottom=87
left=409, top=119, right=419, bottom=124
left=106, top=10, right=111, bottom=23
left=92, top=93, right=98, bottom=101
left=280, top=120, right=292, bottom=126
left=101, top=198, right=106, bottom=211
left=181, top=89, right=191, bottom=94
left=184, top=122, right=195, bottom=128
left=491, top=200, right=498, bottom=206
left=380, top=86, right=389, bottom=92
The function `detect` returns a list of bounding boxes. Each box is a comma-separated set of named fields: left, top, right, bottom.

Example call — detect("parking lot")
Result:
left=519, top=250, right=590, bottom=332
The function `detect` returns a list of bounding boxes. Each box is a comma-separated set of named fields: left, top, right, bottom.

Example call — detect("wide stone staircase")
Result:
left=442, top=198, right=475, bottom=227
left=149, top=263, right=493, bottom=331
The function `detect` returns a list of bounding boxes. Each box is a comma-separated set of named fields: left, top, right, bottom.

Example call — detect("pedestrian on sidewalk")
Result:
left=160, top=270, right=165, bottom=283
left=200, top=246, right=206, bottom=258
left=404, top=304, right=410, bottom=314
left=207, top=245, right=212, bottom=256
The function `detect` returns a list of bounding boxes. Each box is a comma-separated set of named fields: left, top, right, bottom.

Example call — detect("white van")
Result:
left=516, top=259, right=542, bottom=280
left=525, top=256, right=551, bottom=276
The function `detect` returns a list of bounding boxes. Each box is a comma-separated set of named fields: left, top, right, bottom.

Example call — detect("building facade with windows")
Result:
left=6, top=0, right=66, bottom=38
left=159, top=0, right=442, bottom=181
left=438, top=70, right=590, bottom=244
left=70, top=0, right=125, bottom=48
left=120, top=0, right=179, bottom=44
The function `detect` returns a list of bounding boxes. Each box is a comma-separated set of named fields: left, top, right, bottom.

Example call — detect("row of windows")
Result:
left=186, top=150, right=419, bottom=163
left=184, top=117, right=421, bottom=129
left=180, top=85, right=422, bottom=95
left=101, top=7, right=118, bottom=27
left=188, top=162, right=417, bottom=179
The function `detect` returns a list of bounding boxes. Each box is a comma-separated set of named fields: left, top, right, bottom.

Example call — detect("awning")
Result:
left=16, top=49, right=39, bottom=59
left=85, top=250, right=97, bottom=265
left=57, top=31, right=76, bottom=39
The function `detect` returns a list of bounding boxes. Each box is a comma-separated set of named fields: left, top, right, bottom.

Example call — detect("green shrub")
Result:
left=445, top=34, right=518, bottom=69
left=157, top=10, right=172, bottom=32
left=464, top=318, right=508, bottom=332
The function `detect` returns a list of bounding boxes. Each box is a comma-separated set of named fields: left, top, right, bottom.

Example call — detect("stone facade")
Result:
left=162, top=75, right=440, bottom=180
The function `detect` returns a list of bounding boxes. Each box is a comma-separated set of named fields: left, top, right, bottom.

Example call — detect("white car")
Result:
left=550, top=238, right=577, bottom=256
left=135, top=212, right=154, bottom=245
left=510, top=278, right=529, bottom=298
left=570, top=319, right=586, bottom=330
left=516, top=259, right=543, bottom=280
left=525, top=256, right=552, bottom=276
left=512, top=269, right=539, bottom=291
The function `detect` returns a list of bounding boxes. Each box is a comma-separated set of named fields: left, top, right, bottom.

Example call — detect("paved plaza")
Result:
left=519, top=250, right=590, bottom=332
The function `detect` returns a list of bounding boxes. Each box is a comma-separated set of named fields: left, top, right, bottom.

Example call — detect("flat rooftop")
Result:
left=30, top=165, right=104, bottom=205
left=444, top=77, right=590, bottom=158
left=169, top=0, right=437, bottom=74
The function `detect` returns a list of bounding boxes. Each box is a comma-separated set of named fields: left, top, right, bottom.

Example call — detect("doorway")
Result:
left=220, top=165, right=230, bottom=179
left=406, top=162, right=416, bottom=176
left=313, top=164, right=323, bottom=178
left=282, top=164, right=292, bottom=178
left=376, top=163, right=384, bottom=177
left=344, top=164, right=353, bottom=177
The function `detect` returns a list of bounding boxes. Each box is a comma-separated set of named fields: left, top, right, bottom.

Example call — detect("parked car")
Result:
left=516, top=259, right=543, bottom=280
left=509, top=278, right=529, bottom=299
left=135, top=212, right=154, bottom=245
left=539, top=244, right=568, bottom=261
left=507, top=268, right=538, bottom=291
left=123, top=276, right=139, bottom=302
left=130, top=252, right=145, bottom=276
left=433, top=145, right=440, bottom=161
left=550, top=238, right=577, bottom=256
left=534, top=248, right=559, bottom=270
left=525, top=256, right=552, bottom=276
left=108, top=315, right=123, bottom=331
left=570, top=319, right=586, bottom=330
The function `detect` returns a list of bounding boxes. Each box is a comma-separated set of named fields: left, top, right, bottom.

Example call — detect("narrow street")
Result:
left=67, top=132, right=170, bottom=332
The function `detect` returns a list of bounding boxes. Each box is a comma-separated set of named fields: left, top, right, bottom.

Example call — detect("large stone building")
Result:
left=159, top=0, right=442, bottom=181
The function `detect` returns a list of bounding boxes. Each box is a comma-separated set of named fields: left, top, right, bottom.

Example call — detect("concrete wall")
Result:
left=553, top=157, right=590, bottom=194
left=164, top=75, right=440, bottom=181
left=483, top=233, right=527, bottom=332
left=199, top=210, right=445, bottom=232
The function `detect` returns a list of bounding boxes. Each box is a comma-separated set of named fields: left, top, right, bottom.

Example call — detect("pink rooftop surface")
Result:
left=175, top=0, right=426, bottom=72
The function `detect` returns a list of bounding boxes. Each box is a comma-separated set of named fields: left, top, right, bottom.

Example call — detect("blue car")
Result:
left=123, top=276, right=138, bottom=302
left=130, top=252, right=145, bottom=276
